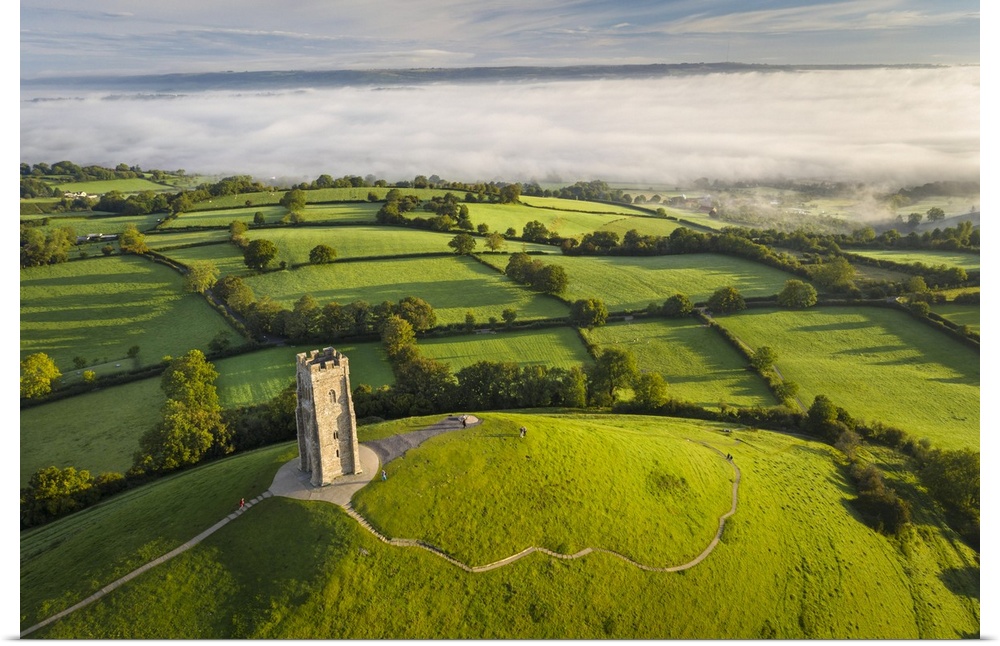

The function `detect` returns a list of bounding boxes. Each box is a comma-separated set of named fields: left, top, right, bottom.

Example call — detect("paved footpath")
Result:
left=22, top=415, right=741, bottom=636
left=20, top=414, right=480, bottom=637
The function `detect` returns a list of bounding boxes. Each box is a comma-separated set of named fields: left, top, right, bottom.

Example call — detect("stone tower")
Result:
left=295, top=347, right=362, bottom=486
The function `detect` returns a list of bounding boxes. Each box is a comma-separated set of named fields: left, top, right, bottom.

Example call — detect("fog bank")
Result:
left=20, top=66, right=979, bottom=186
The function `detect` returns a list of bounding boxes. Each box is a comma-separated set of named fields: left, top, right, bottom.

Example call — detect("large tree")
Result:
left=184, top=261, right=220, bottom=293
left=448, top=233, right=477, bottom=255
left=279, top=188, right=307, bottom=213
left=570, top=298, right=608, bottom=329
left=586, top=347, right=639, bottom=405
left=135, top=350, right=230, bottom=472
left=381, top=315, right=416, bottom=360
left=243, top=238, right=278, bottom=271
left=533, top=264, right=569, bottom=294
left=776, top=279, right=818, bottom=308
left=396, top=296, right=437, bottom=331
left=809, top=257, right=856, bottom=291
left=118, top=224, right=149, bottom=254
left=707, top=286, right=746, bottom=314
left=661, top=293, right=693, bottom=318
left=309, top=244, right=337, bottom=265
left=20, top=353, right=61, bottom=399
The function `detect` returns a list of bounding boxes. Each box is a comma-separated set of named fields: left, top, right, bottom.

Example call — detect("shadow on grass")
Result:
left=938, top=566, right=979, bottom=599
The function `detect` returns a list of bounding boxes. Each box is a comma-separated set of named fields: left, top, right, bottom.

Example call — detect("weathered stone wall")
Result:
left=295, top=347, right=362, bottom=486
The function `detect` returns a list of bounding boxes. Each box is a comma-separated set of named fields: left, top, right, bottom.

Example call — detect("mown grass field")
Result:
left=518, top=196, right=658, bottom=216
left=23, top=413, right=978, bottom=638
left=244, top=226, right=456, bottom=264
left=931, top=304, right=980, bottom=333
left=582, top=318, right=776, bottom=409
left=418, top=327, right=592, bottom=373
left=717, top=307, right=979, bottom=450
left=20, top=378, right=164, bottom=487
left=848, top=249, right=980, bottom=270
left=183, top=187, right=457, bottom=211
left=165, top=203, right=381, bottom=228
left=480, top=253, right=796, bottom=311
left=154, top=242, right=248, bottom=275
left=22, top=212, right=163, bottom=236
left=242, top=256, right=569, bottom=324
left=54, top=178, right=175, bottom=193
left=20, top=342, right=392, bottom=484
left=20, top=256, right=236, bottom=373
left=465, top=202, right=624, bottom=239
left=214, top=342, right=393, bottom=408
left=145, top=229, right=231, bottom=250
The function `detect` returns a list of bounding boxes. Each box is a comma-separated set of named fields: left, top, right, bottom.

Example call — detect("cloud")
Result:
left=20, top=66, right=979, bottom=187
left=662, top=0, right=978, bottom=35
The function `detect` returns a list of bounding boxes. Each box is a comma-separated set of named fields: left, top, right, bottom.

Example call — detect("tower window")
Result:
left=330, top=389, right=337, bottom=404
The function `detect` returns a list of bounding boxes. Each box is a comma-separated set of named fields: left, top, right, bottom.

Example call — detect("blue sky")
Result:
left=20, top=0, right=981, bottom=78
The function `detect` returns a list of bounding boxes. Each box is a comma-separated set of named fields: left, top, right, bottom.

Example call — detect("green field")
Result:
left=480, top=253, right=797, bottom=311
left=215, top=342, right=393, bottom=408
left=583, top=318, right=777, bottom=409
left=154, top=242, right=248, bottom=275
left=55, top=178, right=175, bottom=193
left=20, top=341, right=392, bottom=484
left=23, top=413, right=978, bottom=638
left=717, top=307, right=979, bottom=450
left=519, top=196, right=659, bottom=216
left=418, top=327, right=592, bottom=373
left=22, top=212, right=163, bottom=237
left=848, top=249, right=980, bottom=270
left=166, top=203, right=381, bottom=228
left=20, top=256, right=236, bottom=373
left=242, top=256, right=570, bottom=324
left=931, top=304, right=980, bottom=333
left=145, top=230, right=231, bottom=250
left=20, top=378, right=165, bottom=487
left=244, top=226, right=456, bottom=264
left=184, top=187, right=457, bottom=211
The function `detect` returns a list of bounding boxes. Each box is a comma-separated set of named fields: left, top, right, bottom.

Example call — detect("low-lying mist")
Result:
left=20, top=66, right=979, bottom=186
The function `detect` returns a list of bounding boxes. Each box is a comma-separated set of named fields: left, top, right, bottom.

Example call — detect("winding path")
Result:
left=339, top=438, right=741, bottom=573
left=21, top=415, right=742, bottom=637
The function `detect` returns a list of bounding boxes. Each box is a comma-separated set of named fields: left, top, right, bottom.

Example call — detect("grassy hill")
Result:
left=21, top=413, right=979, bottom=638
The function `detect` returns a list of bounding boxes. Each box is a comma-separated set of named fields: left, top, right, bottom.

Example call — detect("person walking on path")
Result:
left=239, top=497, right=245, bottom=510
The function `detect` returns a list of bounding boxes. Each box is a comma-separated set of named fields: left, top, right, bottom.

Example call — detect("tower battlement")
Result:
left=295, top=347, right=361, bottom=486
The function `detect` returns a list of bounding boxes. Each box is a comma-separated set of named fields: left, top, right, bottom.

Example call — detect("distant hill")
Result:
left=21, top=62, right=949, bottom=93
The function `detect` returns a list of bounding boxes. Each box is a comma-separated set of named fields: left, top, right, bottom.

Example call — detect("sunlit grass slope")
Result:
left=21, top=443, right=294, bottom=630
left=931, top=303, right=979, bottom=333
left=242, top=256, right=569, bottom=324
left=417, top=327, right=592, bottom=373
left=26, top=413, right=978, bottom=638
left=243, top=225, right=456, bottom=264
left=847, top=249, right=980, bottom=270
left=718, top=307, right=979, bottom=450
left=20, top=256, right=235, bottom=372
left=214, top=342, right=393, bottom=408
left=354, top=413, right=733, bottom=565
left=583, top=318, right=776, bottom=409
left=165, top=203, right=381, bottom=228
left=479, top=253, right=795, bottom=310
